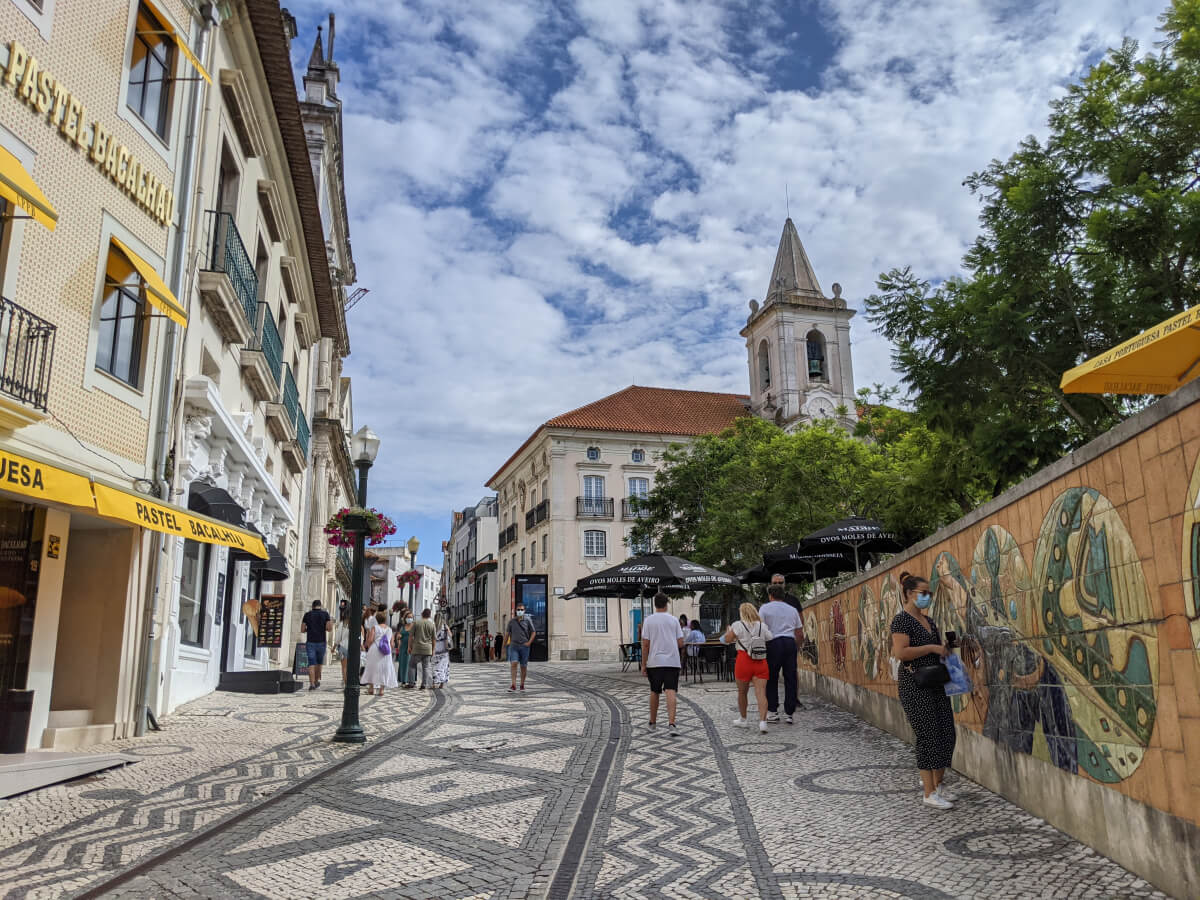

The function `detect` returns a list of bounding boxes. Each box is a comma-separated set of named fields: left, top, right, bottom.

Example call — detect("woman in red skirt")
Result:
left=721, top=602, right=774, bottom=733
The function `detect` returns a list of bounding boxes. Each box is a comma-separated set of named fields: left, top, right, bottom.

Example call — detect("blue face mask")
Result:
left=915, top=591, right=933, bottom=609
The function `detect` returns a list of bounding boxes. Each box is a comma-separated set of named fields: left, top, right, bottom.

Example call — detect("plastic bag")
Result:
left=944, top=652, right=972, bottom=696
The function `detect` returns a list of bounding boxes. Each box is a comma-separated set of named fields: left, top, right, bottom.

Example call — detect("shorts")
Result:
left=734, top=651, right=769, bottom=682
left=646, top=666, right=680, bottom=694
left=306, top=643, right=327, bottom=666
left=507, top=644, right=531, bottom=665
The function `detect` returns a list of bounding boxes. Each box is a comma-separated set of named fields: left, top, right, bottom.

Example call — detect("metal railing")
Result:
left=0, top=297, right=54, bottom=411
left=525, top=508, right=535, bottom=530
left=499, top=523, right=518, bottom=548
left=576, top=497, right=614, bottom=518
left=535, top=498, right=549, bottom=524
left=295, top=407, right=310, bottom=460
left=280, top=363, right=310, bottom=461
left=336, top=546, right=351, bottom=577
left=249, top=306, right=283, bottom=387
left=201, top=210, right=258, bottom=326
left=622, top=497, right=650, bottom=519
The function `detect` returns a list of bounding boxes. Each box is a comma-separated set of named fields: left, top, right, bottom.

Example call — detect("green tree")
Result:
left=865, top=0, right=1200, bottom=493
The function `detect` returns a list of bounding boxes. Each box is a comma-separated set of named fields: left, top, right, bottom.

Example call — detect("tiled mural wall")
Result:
left=799, top=388, right=1200, bottom=842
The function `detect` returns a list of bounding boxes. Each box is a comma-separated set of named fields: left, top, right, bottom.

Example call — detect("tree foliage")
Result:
left=864, top=0, right=1200, bottom=493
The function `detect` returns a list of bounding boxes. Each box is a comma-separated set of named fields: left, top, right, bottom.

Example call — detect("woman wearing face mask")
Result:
left=891, top=571, right=957, bottom=809
left=396, top=608, right=413, bottom=688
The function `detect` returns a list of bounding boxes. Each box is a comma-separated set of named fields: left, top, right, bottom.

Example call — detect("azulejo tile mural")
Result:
left=1185, top=453, right=1200, bottom=672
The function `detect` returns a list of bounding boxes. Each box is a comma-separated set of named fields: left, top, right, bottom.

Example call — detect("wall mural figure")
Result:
left=830, top=599, right=847, bottom=673
left=801, top=610, right=819, bottom=667
left=1184, top=452, right=1200, bottom=680
left=854, top=585, right=879, bottom=679
left=968, top=526, right=1078, bottom=774
left=929, top=553, right=971, bottom=713
left=1033, top=488, right=1157, bottom=783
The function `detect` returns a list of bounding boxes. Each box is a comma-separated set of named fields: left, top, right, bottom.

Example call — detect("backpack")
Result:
left=377, top=629, right=391, bottom=656
left=737, top=622, right=768, bottom=660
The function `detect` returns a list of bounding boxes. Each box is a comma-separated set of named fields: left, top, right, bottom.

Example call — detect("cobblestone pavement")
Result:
left=1, top=663, right=1170, bottom=899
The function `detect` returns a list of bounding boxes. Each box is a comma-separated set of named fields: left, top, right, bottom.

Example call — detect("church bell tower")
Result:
left=740, top=218, right=857, bottom=430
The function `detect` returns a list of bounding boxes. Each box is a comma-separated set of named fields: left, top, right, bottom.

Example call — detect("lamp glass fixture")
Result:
left=407, top=535, right=420, bottom=555
left=352, top=425, right=381, bottom=464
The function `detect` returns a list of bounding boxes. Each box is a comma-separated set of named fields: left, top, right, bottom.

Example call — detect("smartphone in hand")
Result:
left=945, top=630, right=958, bottom=649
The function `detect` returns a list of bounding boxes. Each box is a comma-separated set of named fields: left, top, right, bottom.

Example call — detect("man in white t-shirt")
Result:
left=639, top=592, right=685, bottom=737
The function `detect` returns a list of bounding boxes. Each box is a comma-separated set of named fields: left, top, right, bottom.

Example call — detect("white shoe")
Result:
left=923, top=793, right=953, bottom=810
left=733, top=716, right=749, bottom=728
left=766, top=712, right=780, bottom=723
left=783, top=714, right=794, bottom=725
left=758, top=720, right=769, bottom=733
left=936, top=786, right=956, bottom=802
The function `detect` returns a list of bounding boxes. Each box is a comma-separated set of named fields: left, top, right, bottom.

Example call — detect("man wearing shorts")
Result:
left=300, top=600, right=332, bottom=690
left=506, top=604, right=535, bottom=692
left=640, top=592, right=684, bottom=737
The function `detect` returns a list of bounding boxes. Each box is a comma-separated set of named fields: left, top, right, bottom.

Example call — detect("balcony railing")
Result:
left=622, top=497, right=650, bottom=519
left=577, top=497, right=614, bottom=518
left=251, top=306, right=283, bottom=387
left=534, top=498, right=549, bottom=524
left=201, top=210, right=258, bottom=326
left=0, top=297, right=54, bottom=411
left=295, top=409, right=310, bottom=460
left=525, top=508, right=535, bottom=530
left=499, top=523, right=518, bottom=548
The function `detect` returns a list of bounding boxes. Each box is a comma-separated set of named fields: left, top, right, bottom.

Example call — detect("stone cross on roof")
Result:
left=765, top=217, right=824, bottom=302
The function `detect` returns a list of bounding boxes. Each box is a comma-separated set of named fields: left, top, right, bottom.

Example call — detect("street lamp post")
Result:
left=334, top=425, right=381, bottom=744
left=406, top=535, right=420, bottom=612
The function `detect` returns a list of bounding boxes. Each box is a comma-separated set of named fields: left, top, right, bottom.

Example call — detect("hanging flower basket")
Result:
left=397, top=569, right=423, bottom=589
left=324, top=507, right=397, bottom=548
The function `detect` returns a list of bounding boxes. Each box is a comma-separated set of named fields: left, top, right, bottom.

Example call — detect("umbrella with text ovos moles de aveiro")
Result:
left=797, top=516, right=903, bottom=574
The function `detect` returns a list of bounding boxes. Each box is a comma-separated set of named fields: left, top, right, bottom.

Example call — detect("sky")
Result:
left=284, top=0, right=1166, bottom=568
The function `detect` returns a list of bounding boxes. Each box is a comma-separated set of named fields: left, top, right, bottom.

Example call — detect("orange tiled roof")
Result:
left=486, top=386, right=750, bottom=486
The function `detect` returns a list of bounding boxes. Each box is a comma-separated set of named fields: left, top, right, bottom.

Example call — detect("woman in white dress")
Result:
left=363, top=610, right=399, bottom=695
left=432, top=616, right=453, bottom=688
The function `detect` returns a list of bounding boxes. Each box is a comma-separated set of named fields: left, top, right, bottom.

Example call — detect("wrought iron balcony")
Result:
left=622, top=497, right=650, bottom=519
left=240, top=303, right=283, bottom=402
left=499, top=523, right=518, bottom=549
left=576, top=497, right=614, bottom=518
left=0, top=296, right=54, bottom=416
left=198, top=210, right=258, bottom=344
left=525, top=508, right=535, bottom=530
left=336, top=546, right=351, bottom=579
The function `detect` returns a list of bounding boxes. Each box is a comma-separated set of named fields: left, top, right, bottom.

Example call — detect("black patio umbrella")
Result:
left=188, top=482, right=246, bottom=527
left=570, top=553, right=739, bottom=595
left=736, top=564, right=808, bottom=585
left=762, top=545, right=858, bottom=582
left=798, top=516, right=904, bottom=573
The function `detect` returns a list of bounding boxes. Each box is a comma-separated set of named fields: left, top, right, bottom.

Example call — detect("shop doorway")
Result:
left=0, top=500, right=39, bottom=698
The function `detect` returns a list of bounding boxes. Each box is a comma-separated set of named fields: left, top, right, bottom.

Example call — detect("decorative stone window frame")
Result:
left=9, top=0, right=55, bottom=41
left=586, top=446, right=601, bottom=462
left=219, top=68, right=268, bottom=159
left=256, top=179, right=289, bottom=244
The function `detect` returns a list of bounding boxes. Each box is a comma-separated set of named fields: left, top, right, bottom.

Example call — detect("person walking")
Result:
left=493, top=631, right=503, bottom=662
left=891, top=571, right=957, bottom=809
left=334, top=613, right=350, bottom=684
left=505, top=603, right=536, bottom=692
left=395, top=610, right=413, bottom=688
left=432, top=616, right=453, bottom=688
left=722, top=602, right=773, bottom=733
left=408, top=608, right=436, bottom=690
left=299, top=600, right=332, bottom=690
left=363, top=610, right=398, bottom=696
left=760, top=585, right=804, bottom=723
left=641, top=592, right=684, bottom=736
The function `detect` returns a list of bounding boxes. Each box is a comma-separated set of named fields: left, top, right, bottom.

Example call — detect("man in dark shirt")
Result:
left=505, top=604, right=536, bottom=693
left=300, top=600, right=332, bottom=690
left=771, top=573, right=805, bottom=615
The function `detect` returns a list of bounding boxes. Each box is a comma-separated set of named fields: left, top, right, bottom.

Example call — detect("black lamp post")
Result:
left=406, top=535, right=420, bottom=611
left=334, top=425, right=381, bottom=744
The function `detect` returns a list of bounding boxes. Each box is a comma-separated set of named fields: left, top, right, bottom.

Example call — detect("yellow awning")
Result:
left=0, top=144, right=57, bottom=232
left=0, top=448, right=95, bottom=508
left=142, top=1, right=211, bottom=84
left=1061, top=306, right=1200, bottom=395
left=110, top=237, right=187, bottom=327
left=93, top=483, right=268, bottom=559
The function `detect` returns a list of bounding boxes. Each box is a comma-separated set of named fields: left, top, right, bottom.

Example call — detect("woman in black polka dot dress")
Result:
left=891, top=571, right=957, bottom=809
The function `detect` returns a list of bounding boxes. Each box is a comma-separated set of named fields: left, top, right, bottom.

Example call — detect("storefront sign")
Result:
left=257, top=595, right=285, bottom=648
left=92, top=483, right=268, bottom=558
left=3, top=40, right=175, bottom=228
left=0, top=449, right=93, bottom=509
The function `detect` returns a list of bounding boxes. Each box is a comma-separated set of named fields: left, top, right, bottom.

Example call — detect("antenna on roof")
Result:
left=785, top=184, right=790, bottom=219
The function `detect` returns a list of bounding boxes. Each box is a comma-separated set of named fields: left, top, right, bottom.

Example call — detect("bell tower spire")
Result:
left=740, top=217, right=858, bottom=431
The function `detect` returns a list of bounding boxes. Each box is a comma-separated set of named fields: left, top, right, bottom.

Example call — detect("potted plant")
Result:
left=324, top=507, right=397, bottom=548
left=397, top=569, right=423, bottom=588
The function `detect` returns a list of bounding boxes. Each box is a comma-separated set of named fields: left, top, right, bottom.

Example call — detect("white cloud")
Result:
left=285, top=0, right=1166, bottom=540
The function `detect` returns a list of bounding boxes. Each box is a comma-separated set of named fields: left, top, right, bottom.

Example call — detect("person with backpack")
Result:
left=722, top=602, right=774, bottom=733
left=640, top=592, right=685, bottom=736
left=362, top=610, right=398, bottom=696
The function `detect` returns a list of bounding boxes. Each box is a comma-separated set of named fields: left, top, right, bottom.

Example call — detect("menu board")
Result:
left=257, top=594, right=286, bottom=648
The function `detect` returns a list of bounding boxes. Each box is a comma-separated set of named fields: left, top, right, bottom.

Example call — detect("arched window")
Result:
left=806, top=330, right=827, bottom=381
left=758, top=340, right=771, bottom=389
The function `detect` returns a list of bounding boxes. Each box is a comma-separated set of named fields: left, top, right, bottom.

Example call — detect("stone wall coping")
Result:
left=813, top=378, right=1200, bottom=601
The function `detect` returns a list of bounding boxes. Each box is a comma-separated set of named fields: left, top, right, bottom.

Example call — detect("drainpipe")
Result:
left=134, top=12, right=215, bottom=736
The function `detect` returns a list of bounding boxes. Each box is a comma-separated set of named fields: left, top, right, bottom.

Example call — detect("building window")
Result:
left=628, top=477, right=649, bottom=499
left=529, top=542, right=536, bottom=569
left=586, top=446, right=600, bottom=461
left=97, top=246, right=147, bottom=388
left=585, top=596, right=607, bottom=632
left=631, top=448, right=645, bottom=463
left=582, top=475, right=605, bottom=516
left=584, top=529, right=606, bottom=558
left=502, top=558, right=507, bottom=581
left=806, top=330, right=827, bottom=381
left=520, top=547, right=525, bottom=570
left=630, top=532, right=652, bottom=555
left=128, top=3, right=176, bottom=139
left=511, top=553, right=516, bottom=575
left=542, top=534, right=548, bottom=562
left=178, top=539, right=209, bottom=647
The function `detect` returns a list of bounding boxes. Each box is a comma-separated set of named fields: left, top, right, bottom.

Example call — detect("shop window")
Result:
left=585, top=596, right=607, bottom=632
left=584, top=529, right=606, bottom=558
left=128, top=3, right=176, bottom=140
left=97, top=246, right=147, bottom=388
left=586, top=446, right=600, bottom=461
left=178, top=539, right=210, bottom=647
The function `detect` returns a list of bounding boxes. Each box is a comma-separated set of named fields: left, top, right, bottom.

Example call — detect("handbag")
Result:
left=909, top=661, right=950, bottom=689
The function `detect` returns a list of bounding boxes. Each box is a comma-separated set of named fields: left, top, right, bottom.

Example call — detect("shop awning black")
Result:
left=187, top=483, right=246, bottom=528
left=251, top=544, right=289, bottom=581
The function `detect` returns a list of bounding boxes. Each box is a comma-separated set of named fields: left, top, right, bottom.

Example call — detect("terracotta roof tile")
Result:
left=487, top=386, right=749, bottom=486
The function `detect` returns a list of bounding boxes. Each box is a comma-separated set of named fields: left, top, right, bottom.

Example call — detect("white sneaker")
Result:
left=733, top=716, right=749, bottom=728
left=766, top=712, right=780, bottom=723
left=936, top=786, right=956, bottom=802
left=758, top=720, right=769, bottom=733
left=783, top=714, right=794, bottom=725
left=923, top=793, right=953, bottom=810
